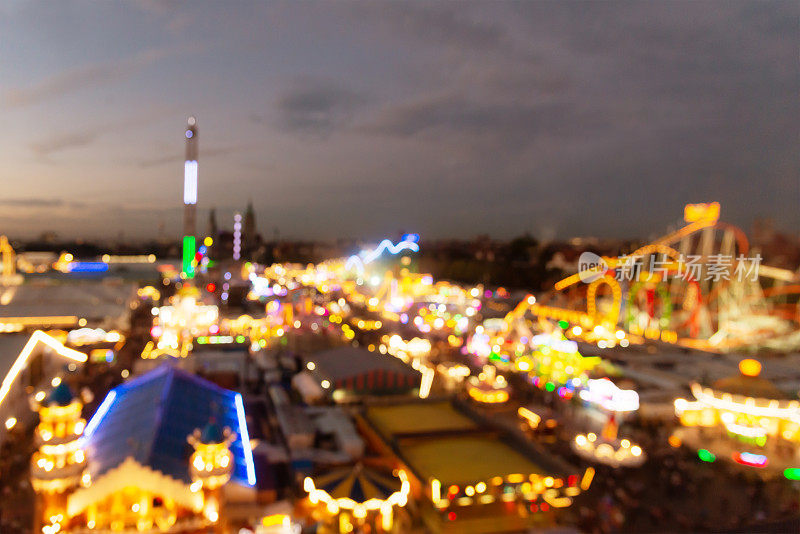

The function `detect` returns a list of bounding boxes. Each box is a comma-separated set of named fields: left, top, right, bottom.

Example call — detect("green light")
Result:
left=558, top=320, right=569, bottom=330
left=182, top=236, right=196, bottom=278
left=698, top=449, right=716, bottom=462
left=235, top=335, right=245, bottom=343
left=784, top=468, right=800, bottom=480
left=197, top=336, right=207, bottom=344
left=545, top=382, right=555, bottom=392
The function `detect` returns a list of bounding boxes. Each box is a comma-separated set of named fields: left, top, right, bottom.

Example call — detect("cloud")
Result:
left=361, top=93, right=600, bottom=163
left=368, top=3, right=511, bottom=52
left=274, top=79, right=366, bottom=138
left=0, top=198, right=86, bottom=208
left=29, top=131, right=97, bottom=157
left=2, top=45, right=193, bottom=108
left=366, top=94, right=557, bottom=137
left=137, top=144, right=253, bottom=168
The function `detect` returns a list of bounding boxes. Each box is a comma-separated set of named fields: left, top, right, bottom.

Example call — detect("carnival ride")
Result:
left=516, top=203, right=800, bottom=353
left=0, top=235, right=23, bottom=285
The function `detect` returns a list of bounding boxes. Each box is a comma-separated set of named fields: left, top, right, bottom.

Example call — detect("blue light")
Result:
left=345, top=236, right=421, bottom=273
left=68, top=262, right=109, bottom=273
left=185, top=130, right=193, bottom=139
left=235, top=393, right=257, bottom=486
left=81, top=390, right=116, bottom=442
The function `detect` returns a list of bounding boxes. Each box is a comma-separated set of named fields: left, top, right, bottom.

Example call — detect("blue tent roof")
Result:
left=82, top=364, right=255, bottom=486
left=313, top=464, right=401, bottom=503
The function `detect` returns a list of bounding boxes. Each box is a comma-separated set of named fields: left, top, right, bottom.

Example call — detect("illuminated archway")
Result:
left=587, top=276, right=621, bottom=327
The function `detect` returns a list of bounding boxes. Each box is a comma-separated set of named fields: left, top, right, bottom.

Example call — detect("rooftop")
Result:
left=82, top=364, right=255, bottom=486
left=0, top=280, right=135, bottom=321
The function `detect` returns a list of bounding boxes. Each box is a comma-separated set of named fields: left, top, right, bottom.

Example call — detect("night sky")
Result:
left=1, top=1, right=797, bottom=242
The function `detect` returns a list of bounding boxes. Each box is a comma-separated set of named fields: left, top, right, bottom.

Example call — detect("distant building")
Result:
left=243, top=201, right=257, bottom=257
left=299, top=346, right=422, bottom=403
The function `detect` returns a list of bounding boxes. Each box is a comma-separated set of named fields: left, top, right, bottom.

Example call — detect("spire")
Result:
left=208, top=208, right=218, bottom=237
left=243, top=200, right=256, bottom=255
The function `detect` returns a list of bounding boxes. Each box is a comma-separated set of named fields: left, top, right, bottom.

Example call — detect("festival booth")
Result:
left=674, top=358, right=800, bottom=473
left=361, top=400, right=593, bottom=533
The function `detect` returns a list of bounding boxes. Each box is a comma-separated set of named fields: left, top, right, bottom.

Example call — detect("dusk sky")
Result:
left=1, top=1, right=797, bottom=242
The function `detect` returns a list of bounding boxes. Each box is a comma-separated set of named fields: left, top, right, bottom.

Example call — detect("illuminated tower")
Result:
left=233, top=213, right=242, bottom=261
left=31, top=381, right=87, bottom=534
left=188, top=418, right=236, bottom=532
left=183, top=116, right=199, bottom=277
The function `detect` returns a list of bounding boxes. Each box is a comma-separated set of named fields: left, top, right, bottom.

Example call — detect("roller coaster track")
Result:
left=516, top=204, right=800, bottom=352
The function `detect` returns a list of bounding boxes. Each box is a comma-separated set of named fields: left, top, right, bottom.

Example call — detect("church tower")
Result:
left=243, top=200, right=257, bottom=257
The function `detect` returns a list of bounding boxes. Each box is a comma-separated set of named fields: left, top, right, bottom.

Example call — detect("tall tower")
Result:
left=31, top=381, right=87, bottom=534
left=183, top=116, right=199, bottom=277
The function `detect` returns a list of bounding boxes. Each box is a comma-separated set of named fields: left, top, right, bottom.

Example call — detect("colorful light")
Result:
left=783, top=468, right=800, bottom=480
left=184, top=161, right=198, bottom=205
left=345, top=237, right=420, bottom=273
left=0, top=331, right=88, bottom=410
left=67, top=262, right=109, bottom=273
left=81, top=390, right=116, bottom=441
left=738, top=358, right=762, bottom=377
left=579, top=378, right=639, bottom=412
left=235, top=393, right=257, bottom=486
left=697, top=449, right=716, bottom=462
left=733, top=451, right=768, bottom=467
left=233, top=213, right=242, bottom=261
left=182, top=236, right=196, bottom=277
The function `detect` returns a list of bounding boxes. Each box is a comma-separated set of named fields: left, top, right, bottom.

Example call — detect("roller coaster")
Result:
left=511, top=203, right=800, bottom=353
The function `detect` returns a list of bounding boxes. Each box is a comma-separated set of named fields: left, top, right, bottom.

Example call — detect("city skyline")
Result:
left=1, top=1, right=797, bottom=242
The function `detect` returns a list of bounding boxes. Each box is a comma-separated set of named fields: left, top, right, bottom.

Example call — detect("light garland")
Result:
left=304, top=469, right=410, bottom=517
left=0, top=331, right=87, bottom=410
left=572, top=433, right=645, bottom=468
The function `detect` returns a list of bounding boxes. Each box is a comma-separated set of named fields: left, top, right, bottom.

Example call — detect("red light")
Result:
left=530, top=503, right=538, bottom=512
left=540, top=503, right=550, bottom=512
left=567, top=475, right=577, bottom=486
left=447, top=512, right=456, bottom=521
left=733, top=452, right=768, bottom=467
left=206, top=283, right=216, bottom=292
